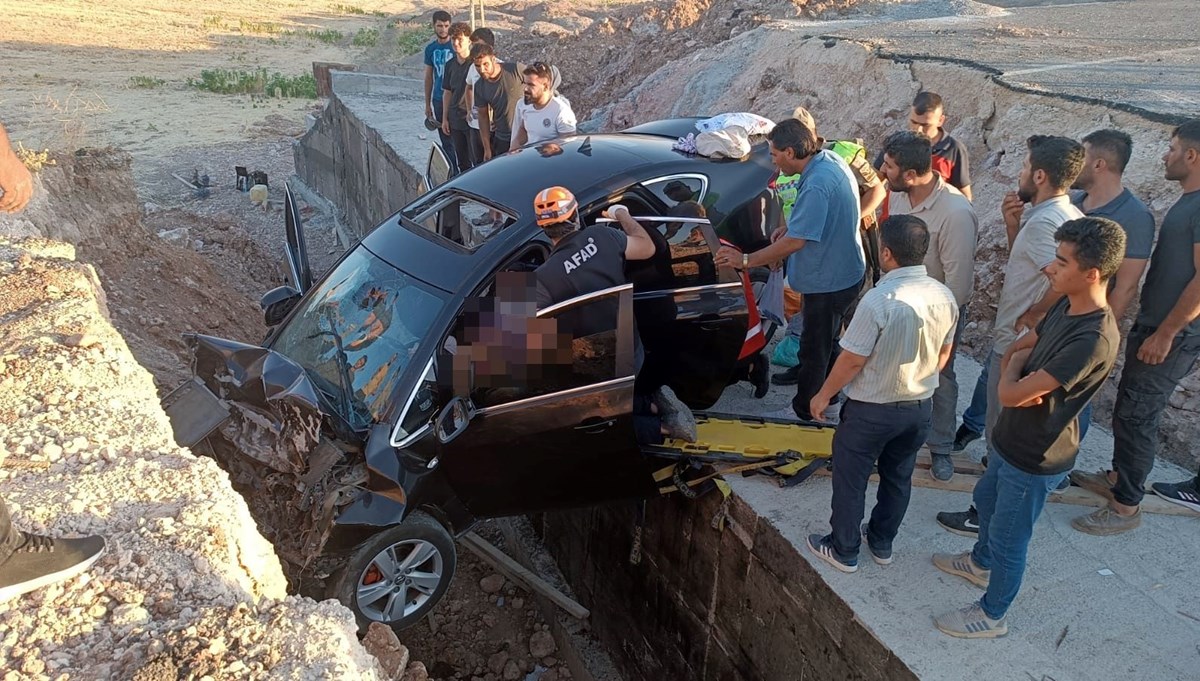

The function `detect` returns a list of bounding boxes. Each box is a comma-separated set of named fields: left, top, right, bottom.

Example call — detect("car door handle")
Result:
left=574, top=418, right=615, bottom=434
left=699, top=318, right=734, bottom=331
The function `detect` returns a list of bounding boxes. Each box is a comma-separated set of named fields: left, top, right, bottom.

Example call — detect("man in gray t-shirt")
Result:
left=1070, top=129, right=1157, bottom=320
left=471, top=43, right=524, bottom=161
left=1071, top=119, right=1200, bottom=536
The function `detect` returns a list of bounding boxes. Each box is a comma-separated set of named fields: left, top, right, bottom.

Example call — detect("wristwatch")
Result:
left=741, top=253, right=750, bottom=269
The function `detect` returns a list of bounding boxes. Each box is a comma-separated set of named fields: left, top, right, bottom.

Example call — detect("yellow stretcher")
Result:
left=645, top=412, right=836, bottom=496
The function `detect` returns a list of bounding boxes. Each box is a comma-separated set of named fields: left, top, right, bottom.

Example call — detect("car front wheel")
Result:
left=329, top=511, right=457, bottom=632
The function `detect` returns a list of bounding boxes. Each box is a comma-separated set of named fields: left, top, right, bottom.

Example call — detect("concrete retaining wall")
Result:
left=538, top=492, right=916, bottom=681
left=294, top=72, right=429, bottom=242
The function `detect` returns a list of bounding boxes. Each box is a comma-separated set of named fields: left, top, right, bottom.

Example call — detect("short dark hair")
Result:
left=879, top=215, right=929, bottom=267
left=1054, top=217, right=1126, bottom=281
left=1027, top=135, right=1086, bottom=191
left=470, top=43, right=495, bottom=61
left=523, top=61, right=553, bottom=80
left=449, top=22, right=472, bottom=40
left=1082, top=129, right=1133, bottom=174
left=432, top=10, right=451, bottom=23
left=912, top=91, right=944, bottom=115
left=883, top=130, right=932, bottom=175
left=1174, top=119, right=1200, bottom=152
left=767, top=118, right=821, bottom=159
left=470, top=27, right=495, bottom=46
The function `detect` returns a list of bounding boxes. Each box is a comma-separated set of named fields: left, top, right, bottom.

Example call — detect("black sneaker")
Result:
left=0, top=532, right=107, bottom=601
left=936, top=506, right=979, bottom=538
left=749, top=353, right=770, bottom=399
left=1151, top=478, right=1200, bottom=513
left=771, top=365, right=801, bottom=386
left=861, top=523, right=893, bottom=565
left=806, top=533, right=858, bottom=573
left=952, top=424, right=982, bottom=452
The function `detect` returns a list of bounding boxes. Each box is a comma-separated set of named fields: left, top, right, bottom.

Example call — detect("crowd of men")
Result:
left=422, top=10, right=577, bottom=177
left=732, top=95, right=1200, bottom=640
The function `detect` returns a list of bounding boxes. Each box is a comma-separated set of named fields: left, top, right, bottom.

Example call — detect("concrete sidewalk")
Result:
left=714, top=354, right=1200, bottom=681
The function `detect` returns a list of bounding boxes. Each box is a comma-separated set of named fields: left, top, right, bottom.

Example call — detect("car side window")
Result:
left=660, top=219, right=719, bottom=288
left=466, top=285, right=633, bottom=411
left=404, top=191, right=517, bottom=250
left=643, top=175, right=707, bottom=208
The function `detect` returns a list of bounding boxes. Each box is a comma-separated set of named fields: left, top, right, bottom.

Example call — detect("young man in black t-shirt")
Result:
left=931, top=217, right=1124, bottom=639
left=440, top=22, right=475, bottom=176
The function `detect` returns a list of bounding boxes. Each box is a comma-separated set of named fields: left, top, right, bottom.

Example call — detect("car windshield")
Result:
left=272, top=245, right=447, bottom=431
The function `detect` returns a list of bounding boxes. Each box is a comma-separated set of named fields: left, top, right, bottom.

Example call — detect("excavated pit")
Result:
left=295, top=13, right=1200, bottom=679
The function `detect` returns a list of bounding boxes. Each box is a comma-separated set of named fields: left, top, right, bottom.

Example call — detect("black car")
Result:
left=164, top=118, right=781, bottom=631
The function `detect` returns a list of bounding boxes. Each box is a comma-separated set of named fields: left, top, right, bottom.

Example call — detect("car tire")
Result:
left=328, top=510, right=457, bottom=632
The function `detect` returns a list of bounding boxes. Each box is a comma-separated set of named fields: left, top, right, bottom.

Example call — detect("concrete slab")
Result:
left=784, top=0, right=1200, bottom=120
left=713, top=354, right=1200, bottom=681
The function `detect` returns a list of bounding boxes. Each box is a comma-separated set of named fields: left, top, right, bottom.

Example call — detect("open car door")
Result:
left=283, top=182, right=313, bottom=294
left=435, top=284, right=658, bottom=518
left=422, top=143, right=452, bottom=194
left=596, top=212, right=750, bottom=409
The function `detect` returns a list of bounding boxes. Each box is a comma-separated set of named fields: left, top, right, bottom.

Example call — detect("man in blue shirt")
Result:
left=423, top=10, right=457, bottom=174
left=716, top=118, right=865, bottom=420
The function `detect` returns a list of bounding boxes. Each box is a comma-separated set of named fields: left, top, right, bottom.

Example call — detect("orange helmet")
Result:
left=533, top=186, right=578, bottom=228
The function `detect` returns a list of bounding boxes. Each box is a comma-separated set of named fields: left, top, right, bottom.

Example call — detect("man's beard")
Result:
left=1017, top=186, right=1035, bottom=203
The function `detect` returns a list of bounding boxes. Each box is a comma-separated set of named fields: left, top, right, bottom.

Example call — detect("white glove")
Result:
left=607, top=204, right=629, bottom=219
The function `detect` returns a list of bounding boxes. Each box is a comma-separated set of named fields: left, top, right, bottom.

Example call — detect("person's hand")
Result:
left=0, top=150, right=33, bottom=213
left=441, top=119, right=451, bottom=136
left=714, top=245, right=742, bottom=269
left=1014, top=307, right=1043, bottom=334
left=809, top=393, right=831, bottom=422
left=1002, top=191, right=1025, bottom=233
left=1137, top=329, right=1174, bottom=365
left=768, top=258, right=784, bottom=271
left=425, top=104, right=433, bottom=119
left=482, top=148, right=493, bottom=162
left=602, top=204, right=629, bottom=220
left=770, top=225, right=788, bottom=243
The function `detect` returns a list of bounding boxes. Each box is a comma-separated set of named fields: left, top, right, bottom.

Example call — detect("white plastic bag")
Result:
left=696, top=112, right=775, bottom=136
left=695, top=126, right=751, bottom=159
left=759, top=268, right=786, bottom=326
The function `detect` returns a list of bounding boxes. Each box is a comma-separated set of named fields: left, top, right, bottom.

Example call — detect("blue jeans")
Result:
left=970, top=454, right=1068, bottom=620
left=962, top=357, right=1092, bottom=442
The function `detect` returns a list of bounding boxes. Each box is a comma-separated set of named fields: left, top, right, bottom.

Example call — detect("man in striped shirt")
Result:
left=806, top=215, right=959, bottom=573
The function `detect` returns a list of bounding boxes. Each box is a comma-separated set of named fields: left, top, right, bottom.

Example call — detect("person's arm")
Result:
left=953, top=141, right=973, bottom=201
left=998, top=351, right=1060, bottom=408
left=557, top=102, right=578, bottom=136
left=1001, top=192, right=1025, bottom=249
left=1015, top=287, right=1064, bottom=334
left=441, top=91, right=452, bottom=136
left=1013, top=216, right=1061, bottom=331
left=512, top=114, right=528, bottom=149
left=606, top=205, right=656, bottom=261
left=0, top=123, right=33, bottom=213
left=940, top=205, right=978, bottom=306
left=478, top=105, right=494, bottom=160
left=424, top=65, right=434, bottom=118
left=849, top=156, right=885, bottom=223
left=1139, top=243, right=1200, bottom=364
left=1109, top=257, right=1148, bottom=321
left=716, top=180, right=828, bottom=268
left=860, top=181, right=886, bottom=223
left=999, top=325, right=1039, bottom=375
left=936, top=339, right=955, bottom=373
left=811, top=299, right=880, bottom=416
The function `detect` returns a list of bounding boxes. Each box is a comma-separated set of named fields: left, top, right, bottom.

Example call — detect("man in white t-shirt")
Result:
left=511, top=62, right=577, bottom=148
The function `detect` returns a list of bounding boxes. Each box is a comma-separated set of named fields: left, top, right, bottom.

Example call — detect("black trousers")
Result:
left=1111, top=327, right=1200, bottom=506
left=430, top=100, right=458, bottom=176
left=790, top=277, right=863, bottom=419
left=449, top=126, right=473, bottom=175
left=830, top=398, right=932, bottom=557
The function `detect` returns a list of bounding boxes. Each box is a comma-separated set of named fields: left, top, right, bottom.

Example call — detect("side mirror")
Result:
left=260, top=285, right=302, bottom=327
left=435, top=396, right=475, bottom=444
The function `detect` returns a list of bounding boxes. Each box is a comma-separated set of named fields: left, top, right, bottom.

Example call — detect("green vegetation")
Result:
left=238, top=19, right=282, bottom=35
left=332, top=4, right=388, bottom=17
left=352, top=27, right=379, bottom=47
left=202, top=15, right=226, bottom=29
left=296, top=28, right=344, bottom=44
left=129, top=75, right=166, bottom=88
left=188, top=69, right=318, bottom=99
left=394, top=26, right=427, bottom=56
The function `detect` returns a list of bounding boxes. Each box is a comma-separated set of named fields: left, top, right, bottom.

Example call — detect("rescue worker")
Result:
left=531, top=186, right=695, bottom=442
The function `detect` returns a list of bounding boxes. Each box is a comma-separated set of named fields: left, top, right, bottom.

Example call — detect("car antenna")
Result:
left=577, top=136, right=592, bottom=157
